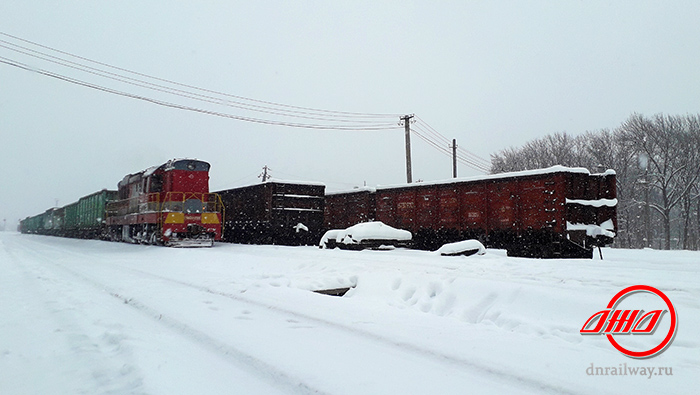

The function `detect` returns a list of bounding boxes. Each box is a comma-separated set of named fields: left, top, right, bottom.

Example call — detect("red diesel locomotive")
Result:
left=105, top=159, right=224, bottom=246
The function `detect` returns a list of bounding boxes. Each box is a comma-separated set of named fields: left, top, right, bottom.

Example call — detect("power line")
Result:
left=416, top=118, right=491, bottom=168
left=0, top=31, right=401, bottom=120
left=0, top=56, right=399, bottom=131
left=412, top=129, right=490, bottom=174
left=0, top=39, right=397, bottom=125
left=415, top=116, right=491, bottom=168
left=412, top=124, right=491, bottom=173
left=0, top=31, right=494, bottom=172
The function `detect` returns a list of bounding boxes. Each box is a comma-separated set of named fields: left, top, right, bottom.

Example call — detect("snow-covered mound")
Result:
left=435, top=239, right=486, bottom=256
left=319, top=221, right=412, bottom=249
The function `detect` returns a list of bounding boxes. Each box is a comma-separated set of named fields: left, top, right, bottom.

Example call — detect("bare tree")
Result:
left=582, top=128, right=641, bottom=247
left=490, top=132, right=589, bottom=172
left=619, top=114, right=700, bottom=250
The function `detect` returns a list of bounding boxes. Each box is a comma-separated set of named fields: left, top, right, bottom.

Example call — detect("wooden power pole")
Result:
left=259, top=165, right=271, bottom=182
left=450, top=139, right=457, bottom=178
left=401, top=114, right=414, bottom=183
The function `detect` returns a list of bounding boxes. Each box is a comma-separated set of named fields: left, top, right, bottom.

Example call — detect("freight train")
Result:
left=325, top=166, right=617, bottom=258
left=20, top=160, right=617, bottom=258
left=20, top=159, right=224, bottom=247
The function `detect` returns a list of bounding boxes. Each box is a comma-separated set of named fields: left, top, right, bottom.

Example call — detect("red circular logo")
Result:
left=605, top=285, right=677, bottom=358
left=580, top=285, right=677, bottom=359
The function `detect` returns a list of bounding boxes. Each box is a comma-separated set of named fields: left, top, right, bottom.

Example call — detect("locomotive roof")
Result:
left=118, top=158, right=210, bottom=188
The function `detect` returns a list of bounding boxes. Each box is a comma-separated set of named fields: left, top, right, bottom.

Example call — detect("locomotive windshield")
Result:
left=184, top=199, right=205, bottom=214
left=169, top=160, right=210, bottom=172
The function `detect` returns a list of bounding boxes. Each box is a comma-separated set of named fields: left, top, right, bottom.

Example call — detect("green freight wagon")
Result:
left=63, top=201, right=79, bottom=236
left=51, top=206, right=66, bottom=235
left=75, top=189, right=118, bottom=239
left=21, top=189, right=117, bottom=239
left=20, top=212, right=45, bottom=234
left=42, top=208, right=59, bottom=234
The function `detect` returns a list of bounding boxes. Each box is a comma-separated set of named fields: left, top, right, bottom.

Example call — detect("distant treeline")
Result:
left=490, top=113, right=700, bottom=250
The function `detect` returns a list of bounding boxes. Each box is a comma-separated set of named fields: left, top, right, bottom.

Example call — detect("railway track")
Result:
left=2, top=234, right=589, bottom=395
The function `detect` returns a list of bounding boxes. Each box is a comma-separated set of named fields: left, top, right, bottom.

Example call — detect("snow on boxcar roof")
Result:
left=220, top=178, right=326, bottom=191
left=325, top=186, right=377, bottom=196
left=264, top=177, right=325, bottom=187
left=375, top=165, right=615, bottom=191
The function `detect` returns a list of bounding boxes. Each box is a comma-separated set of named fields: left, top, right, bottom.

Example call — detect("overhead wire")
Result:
left=0, top=39, right=398, bottom=125
left=0, top=31, right=401, bottom=120
left=0, top=31, right=494, bottom=172
left=0, top=40, right=402, bottom=128
left=415, top=117, right=491, bottom=170
left=412, top=123, right=491, bottom=173
left=415, top=116, right=491, bottom=168
left=0, top=56, right=397, bottom=130
left=412, top=127, right=488, bottom=173
left=0, top=39, right=401, bottom=129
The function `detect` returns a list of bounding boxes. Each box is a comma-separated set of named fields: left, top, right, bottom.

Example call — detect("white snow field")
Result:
left=1, top=232, right=698, bottom=395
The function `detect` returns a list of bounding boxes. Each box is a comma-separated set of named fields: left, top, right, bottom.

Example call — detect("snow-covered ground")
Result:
left=1, top=232, right=698, bottom=394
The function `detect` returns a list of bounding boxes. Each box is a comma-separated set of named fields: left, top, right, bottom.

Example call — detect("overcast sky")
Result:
left=2, top=1, right=699, bottom=228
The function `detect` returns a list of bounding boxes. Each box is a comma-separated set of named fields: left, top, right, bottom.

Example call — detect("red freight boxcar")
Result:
left=324, top=188, right=376, bottom=230
left=105, top=159, right=223, bottom=246
left=325, top=166, right=617, bottom=258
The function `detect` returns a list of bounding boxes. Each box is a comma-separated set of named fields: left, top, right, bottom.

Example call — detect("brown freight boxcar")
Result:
left=325, top=166, right=617, bottom=258
left=324, top=188, right=376, bottom=230
left=216, top=181, right=325, bottom=245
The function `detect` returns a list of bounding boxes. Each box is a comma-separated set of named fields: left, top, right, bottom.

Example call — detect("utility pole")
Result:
left=259, top=165, right=271, bottom=182
left=643, top=171, right=651, bottom=248
left=450, top=139, right=457, bottom=178
left=401, top=114, right=414, bottom=183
